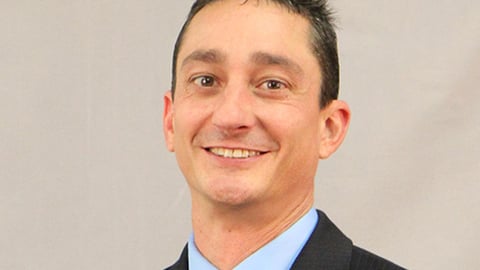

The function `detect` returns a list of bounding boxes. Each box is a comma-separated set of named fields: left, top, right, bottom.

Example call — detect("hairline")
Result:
left=171, top=0, right=337, bottom=108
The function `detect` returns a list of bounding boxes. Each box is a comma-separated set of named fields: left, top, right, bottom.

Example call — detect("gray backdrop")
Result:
left=1, top=1, right=479, bottom=269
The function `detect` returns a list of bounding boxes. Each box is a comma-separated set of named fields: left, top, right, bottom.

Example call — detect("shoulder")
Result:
left=292, top=210, right=406, bottom=270
left=350, top=246, right=406, bottom=270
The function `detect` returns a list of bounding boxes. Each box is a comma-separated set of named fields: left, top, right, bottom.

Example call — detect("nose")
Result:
left=211, top=83, right=256, bottom=132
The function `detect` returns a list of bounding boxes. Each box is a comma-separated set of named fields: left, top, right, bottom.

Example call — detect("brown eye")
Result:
left=267, top=80, right=282, bottom=89
left=261, top=80, right=286, bottom=90
left=193, top=75, right=215, bottom=87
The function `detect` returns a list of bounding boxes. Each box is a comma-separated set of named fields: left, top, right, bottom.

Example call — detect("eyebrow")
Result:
left=251, top=51, right=304, bottom=76
left=180, top=49, right=304, bottom=76
left=181, top=49, right=226, bottom=68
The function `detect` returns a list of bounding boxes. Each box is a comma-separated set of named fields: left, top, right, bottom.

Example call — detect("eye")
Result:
left=259, top=79, right=287, bottom=90
left=193, top=75, right=215, bottom=87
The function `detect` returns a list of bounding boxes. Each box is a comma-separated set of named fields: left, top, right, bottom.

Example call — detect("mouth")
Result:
left=206, top=147, right=264, bottom=159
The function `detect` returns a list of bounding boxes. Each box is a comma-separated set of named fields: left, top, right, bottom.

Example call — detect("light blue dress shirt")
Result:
left=188, top=208, right=318, bottom=270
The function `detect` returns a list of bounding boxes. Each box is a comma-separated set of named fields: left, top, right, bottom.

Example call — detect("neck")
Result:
left=191, top=193, right=314, bottom=270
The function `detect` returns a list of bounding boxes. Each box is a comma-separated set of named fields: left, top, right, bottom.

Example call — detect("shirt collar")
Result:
left=188, top=208, right=318, bottom=269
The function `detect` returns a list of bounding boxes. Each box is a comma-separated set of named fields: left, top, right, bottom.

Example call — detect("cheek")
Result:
left=259, top=103, right=319, bottom=134
left=174, top=100, right=208, bottom=133
left=171, top=112, right=196, bottom=154
left=172, top=100, right=216, bottom=160
left=262, top=106, right=321, bottom=157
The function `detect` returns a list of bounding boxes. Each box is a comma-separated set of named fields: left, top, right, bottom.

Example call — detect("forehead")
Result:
left=177, top=0, right=318, bottom=70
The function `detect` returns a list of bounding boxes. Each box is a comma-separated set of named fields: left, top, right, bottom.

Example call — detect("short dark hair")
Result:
left=171, top=0, right=339, bottom=108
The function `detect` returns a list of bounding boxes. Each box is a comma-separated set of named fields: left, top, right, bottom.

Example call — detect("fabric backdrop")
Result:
left=1, top=1, right=478, bottom=269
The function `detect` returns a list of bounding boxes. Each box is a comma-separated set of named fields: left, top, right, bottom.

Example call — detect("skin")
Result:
left=163, top=0, right=350, bottom=268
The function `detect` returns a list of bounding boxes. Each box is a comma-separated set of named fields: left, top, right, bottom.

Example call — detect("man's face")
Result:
left=164, top=0, right=330, bottom=207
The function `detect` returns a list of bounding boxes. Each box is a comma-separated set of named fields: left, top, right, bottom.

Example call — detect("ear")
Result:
left=318, top=100, right=351, bottom=159
left=163, top=91, right=175, bottom=152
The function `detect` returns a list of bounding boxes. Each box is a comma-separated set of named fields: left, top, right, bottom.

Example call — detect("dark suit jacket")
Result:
left=165, top=210, right=405, bottom=270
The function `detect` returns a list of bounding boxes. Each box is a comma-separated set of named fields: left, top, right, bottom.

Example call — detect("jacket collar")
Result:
left=290, top=210, right=353, bottom=270
left=165, top=210, right=353, bottom=270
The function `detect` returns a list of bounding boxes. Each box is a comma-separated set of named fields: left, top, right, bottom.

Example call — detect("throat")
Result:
left=191, top=205, right=312, bottom=269
left=193, top=223, right=280, bottom=270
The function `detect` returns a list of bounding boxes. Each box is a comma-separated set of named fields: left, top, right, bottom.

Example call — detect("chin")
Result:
left=207, top=182, right=259, bottom=207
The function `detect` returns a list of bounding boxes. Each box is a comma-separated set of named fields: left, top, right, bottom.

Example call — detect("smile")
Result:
left=208, top=147, right=262, bottom=159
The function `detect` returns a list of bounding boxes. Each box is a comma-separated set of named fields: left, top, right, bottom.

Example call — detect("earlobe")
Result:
left=163, top=91, right=175, bottom=152
left=318, top=100, right=351, bottom=159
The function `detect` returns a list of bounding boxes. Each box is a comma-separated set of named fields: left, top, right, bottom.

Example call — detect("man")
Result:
left=163, top=0, right=405, bottom=269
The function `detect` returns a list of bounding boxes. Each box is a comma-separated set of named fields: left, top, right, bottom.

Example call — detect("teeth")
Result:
left=233, top=149, right=242, bottom=158
left=209, top=147, right=261, bottom=159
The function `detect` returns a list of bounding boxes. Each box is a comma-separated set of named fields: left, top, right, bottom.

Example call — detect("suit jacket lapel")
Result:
left=165, top=245, right=189, bottom=270
left=290, top=210, right=353, bottom=270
